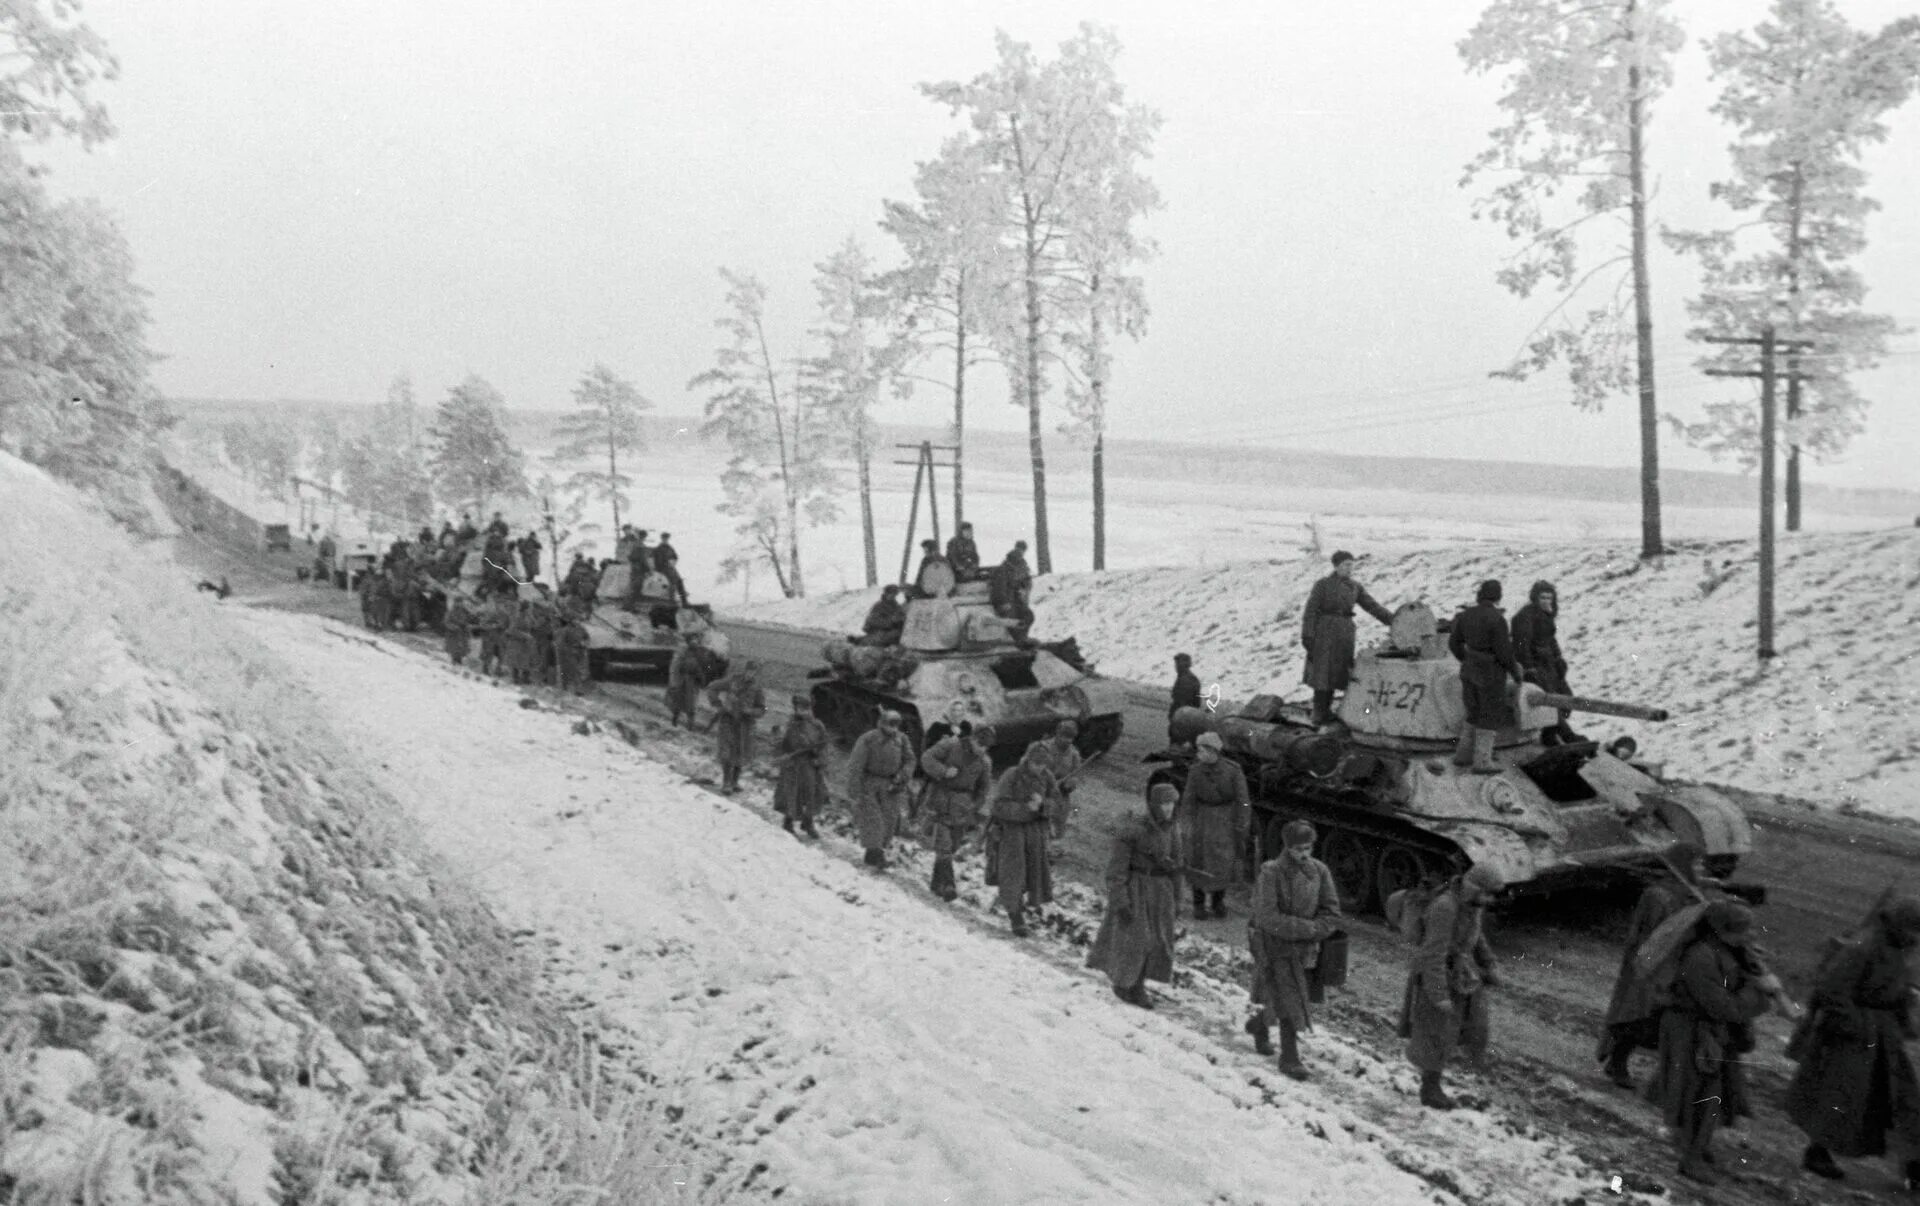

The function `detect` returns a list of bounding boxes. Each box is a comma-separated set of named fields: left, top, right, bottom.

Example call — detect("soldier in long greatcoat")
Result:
left=1597, top=844, right=1704, bottom=1088
left=667, top=634, right=714, bottom=728
left=1177, top=732, right=1250, bottom=920
left=919, top=724, right=995, bottom=899
left=477, top=596, right=509, bottom=678
left=1169, top=653, right=1202, bottom=744
left=773, top=695, right=830, bottom=839
left=1448, top=580, right=1524, bottom=774
left=1646, top=902, right=1774, bottom=1185
left=1088, top=783, right=1182, bottom=1009
left=985, top=746, right=1055, bottom=937
left=706, top=661, right=766, bottom=794
left=1787, top=896, right=1920, bottom=1187
left=443, top=596, right=473, bottom=666
left=1407, top=864, right=1504, bottom=1110
left=1297, top=551, right=1395, bottom=727
left=554, top=610, right=590, bottom=693
left=1026, top=721, right=1083, bottom=845
left=1248, top=820, right=1342, bottom=1079
left=844, top=710, right=915, bottom=869
left=503, top=601, right=535, bottom=685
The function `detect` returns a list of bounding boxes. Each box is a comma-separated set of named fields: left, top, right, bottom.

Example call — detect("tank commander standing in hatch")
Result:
left=1510, top=580, right=1581, bottom=746
left=946, top=522, right=981, bottom=581
left=858, top=585, right=906, bottom=646
left=1297, top=551, right=1395, bottom=728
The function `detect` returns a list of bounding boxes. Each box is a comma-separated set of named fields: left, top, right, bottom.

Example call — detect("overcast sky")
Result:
left=41, top=0, right=1920, bottom=488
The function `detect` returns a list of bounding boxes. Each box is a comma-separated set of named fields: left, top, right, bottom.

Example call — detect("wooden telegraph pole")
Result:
left=1703, top=331, right=1817, bottom=660
left=894, top=441, right=959, bottom=585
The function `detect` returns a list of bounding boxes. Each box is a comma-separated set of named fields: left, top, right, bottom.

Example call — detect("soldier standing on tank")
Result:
left=1248, top=820, right=1343, bottom=1079
left=1647, top=901, right=1775, bottom=1184
left=1169, top=653, right=1202, bottom=744
left=920, top=724, right=995, bottom=900
left=912, top=539, right=948, bottom=595
left=487, top=511, right=510, bottom=539
left=946, top=522, right=981, bottom=581
left=845, top=710, right=915, bottom=869
left=1178, top=732, right=1251, bottom=920
left=1449, top=580, right=1525, bottom=775
left=457, top=512, right=479, bottom=542
left=706, top=659, right=766, bottom=794
left=1597, top=843, right=1705, bottom=1088
left=1407, top=863, right=1504, bottom=1110
left=990, top=541, right=1036, bottom=641
left=1786, top=896, right=1920, bottom=1188
left=1511, top=580, right=1580, bottom=745
left=1027, top=721, right=1083, bottom=849
left=985, top=744, right=1056, bottom=937
left=1298, top=551, right=1395, bottom=728
left=773, top=695, right=830, bottom=839
left=859, top=585, right=906, bottom=647
left=626, top=530, right=653, bottom=606
left=654, top=533, right=689, bottom=605
left=1088, top=782, right=1182, bottom=1009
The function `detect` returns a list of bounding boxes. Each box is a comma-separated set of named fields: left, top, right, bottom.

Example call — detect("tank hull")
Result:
left=1150, top=706, right=1753, bottom=913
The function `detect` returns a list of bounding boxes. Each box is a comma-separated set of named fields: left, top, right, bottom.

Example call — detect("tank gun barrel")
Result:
left=1523, top=687, right=1668, bottom=723
left=1170, top=706, right=1343, bottom=776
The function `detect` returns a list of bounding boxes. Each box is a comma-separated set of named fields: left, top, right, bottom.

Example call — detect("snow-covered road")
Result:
left=239, top=608, right=1461, bottom=1204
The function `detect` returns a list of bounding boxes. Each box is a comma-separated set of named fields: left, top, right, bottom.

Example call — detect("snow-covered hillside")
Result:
left=736, top=528, right=1920, bottom=819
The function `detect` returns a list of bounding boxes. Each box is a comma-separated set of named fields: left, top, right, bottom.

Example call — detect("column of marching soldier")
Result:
left=394, top=523, right=1920, bottom=1192
left=695, top=548, right=1920, bottom=1193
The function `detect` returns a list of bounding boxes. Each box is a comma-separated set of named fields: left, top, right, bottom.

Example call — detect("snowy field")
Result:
left=237, top=605, right=1643, bottom=1206
left=168, top=424, right=1913, bottom=609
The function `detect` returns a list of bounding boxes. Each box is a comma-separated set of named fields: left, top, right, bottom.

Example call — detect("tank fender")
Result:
left=1651, top=783, right=1753, bottom=857
left=1428, top=826, right=1539, bottom=893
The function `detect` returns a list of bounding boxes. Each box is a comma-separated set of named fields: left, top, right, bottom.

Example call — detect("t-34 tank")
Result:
left=809, top=561, right=1125, bottom=766
left=1144, top=604, right=1753, bottom=910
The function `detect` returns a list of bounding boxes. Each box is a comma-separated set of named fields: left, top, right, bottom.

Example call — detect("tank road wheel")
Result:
left=587, top=649, right=610, bottom=681
left=1321, top=830, right=1376, bottom=914
left=1375, top=844, right=1431, bottom=908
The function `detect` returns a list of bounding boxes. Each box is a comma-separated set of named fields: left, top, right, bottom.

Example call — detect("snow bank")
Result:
left=243, top=602, right=1640, bottom=1206
left=735, top=528, right=1920, bottom=818
left=0, top=452, right=693, bottom=1204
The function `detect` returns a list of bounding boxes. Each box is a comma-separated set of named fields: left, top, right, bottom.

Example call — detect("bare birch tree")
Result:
left=691, top=269, right=837, bottom=598
left=922, top=24, right=1158, bottom=576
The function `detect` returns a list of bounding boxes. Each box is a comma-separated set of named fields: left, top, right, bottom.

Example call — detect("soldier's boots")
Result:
left=1278, top=1022, right=1308, bottom=1081
left=781, top=816, right=796, bottom=835
left=1452, top=728, right=1476, bottom=767
left=1418, top=1071, right=1455, bottom=1110
left=930, top=857, right=958, bottom=901
left=1800, top=1145, right=1844, bottom=1181
left=801, top=819, right=820, bottom=840
left=1470, top=729, right=1500, bottom=775
left=1245, top=1016, right=1274, bottom=1056
left=1603, top=1049, right=1635, bottom=1089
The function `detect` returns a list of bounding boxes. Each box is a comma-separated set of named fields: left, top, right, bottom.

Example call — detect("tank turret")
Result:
left=1147, top=602, right=1753, bottom=911
left=810, top=574, right=1124, bottom=766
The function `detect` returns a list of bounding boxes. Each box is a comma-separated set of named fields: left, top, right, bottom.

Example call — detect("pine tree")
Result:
left=550, top=363, right=650, bottom=538
left=691, top=270, right=838, bottom=599
left=1459, top=0, right=1685, bottom=559
left=428, top=375, right=527, bottom=518
left=1666, top=0, right=1919, bottom=528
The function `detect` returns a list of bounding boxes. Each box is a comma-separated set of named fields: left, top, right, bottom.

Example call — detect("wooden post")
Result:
left=924, top=442, right=941, bottom=552
left=899, top=452, right=925, bottom=586
left=1759, top=327, right=1777, bottom=660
